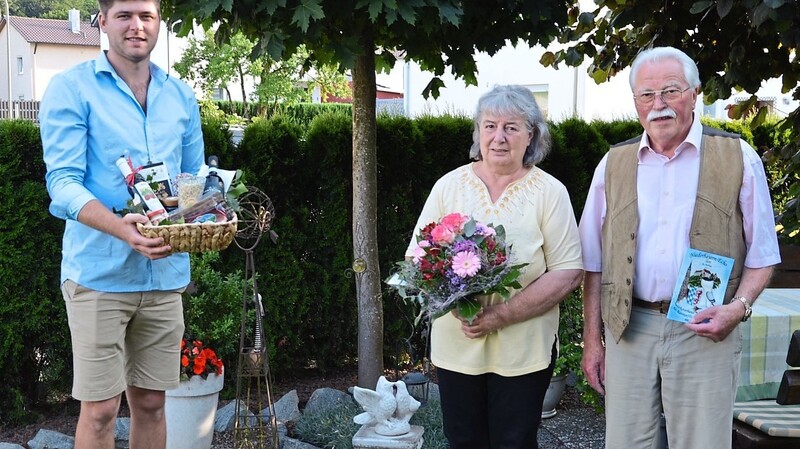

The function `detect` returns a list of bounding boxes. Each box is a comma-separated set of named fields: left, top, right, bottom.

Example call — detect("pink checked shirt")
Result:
left=579, top=116, right=781, bottom=302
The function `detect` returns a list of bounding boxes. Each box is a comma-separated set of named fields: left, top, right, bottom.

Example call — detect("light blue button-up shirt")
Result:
left=40, top=52, right=205, bottom=292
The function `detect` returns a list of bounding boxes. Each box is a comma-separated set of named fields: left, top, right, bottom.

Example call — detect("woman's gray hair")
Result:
left=469, top=85, right=551, bottom=167
left=629, top=46, right=701, bottom=90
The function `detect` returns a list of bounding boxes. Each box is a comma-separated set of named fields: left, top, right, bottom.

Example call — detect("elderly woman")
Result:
left=406, top=85, right=583, bottom=448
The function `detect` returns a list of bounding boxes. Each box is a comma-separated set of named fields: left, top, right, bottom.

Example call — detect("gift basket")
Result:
left=118, top=154, right=244, bottom=254
left=136, top=191, right=238, bottom=253
left=136, top=217, right=237, bottom=253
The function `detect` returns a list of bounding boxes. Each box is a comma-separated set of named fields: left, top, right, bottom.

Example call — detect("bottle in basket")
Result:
left=115, top=156, right=169, bottom=225
left=203, top=155, right=225, bottom=197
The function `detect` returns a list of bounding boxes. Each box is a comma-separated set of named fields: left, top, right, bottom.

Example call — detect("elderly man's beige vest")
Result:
left=601, top=126, right=746, bottom=343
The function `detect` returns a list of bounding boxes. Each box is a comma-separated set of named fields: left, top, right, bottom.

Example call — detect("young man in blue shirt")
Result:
left=39, top=0, right=205, bottom=447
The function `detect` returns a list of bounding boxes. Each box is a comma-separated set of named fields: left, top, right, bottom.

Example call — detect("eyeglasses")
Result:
left=633, top=87, right=692, bottom=105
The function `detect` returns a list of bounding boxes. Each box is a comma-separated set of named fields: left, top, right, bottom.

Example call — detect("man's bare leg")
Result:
left=127, top=386, right=167, bottom=449
left=74, top=394, right=122, bottom=449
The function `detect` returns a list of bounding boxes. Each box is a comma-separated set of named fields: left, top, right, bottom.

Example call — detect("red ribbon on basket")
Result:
left=124, top=156, right=143, bottom=187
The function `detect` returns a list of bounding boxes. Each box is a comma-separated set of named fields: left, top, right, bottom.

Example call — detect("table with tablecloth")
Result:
left=736, top=288, right=800, bottom=402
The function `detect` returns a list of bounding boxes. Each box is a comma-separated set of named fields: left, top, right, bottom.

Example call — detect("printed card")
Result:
left=140, top=162, right=173, bottom=200
left=667, top=248, right=734, bottom=323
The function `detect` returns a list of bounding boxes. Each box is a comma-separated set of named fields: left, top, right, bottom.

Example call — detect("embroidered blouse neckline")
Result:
left=468, top=163, right=535, bottom=205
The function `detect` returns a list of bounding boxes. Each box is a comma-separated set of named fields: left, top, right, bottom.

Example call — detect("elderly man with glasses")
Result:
left=578, top=46, right=780, bottom=449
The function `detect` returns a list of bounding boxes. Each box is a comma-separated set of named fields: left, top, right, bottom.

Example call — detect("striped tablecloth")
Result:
left=733, top=400, right=800, bottom=437
left=737, top=288, right=800, bottom=402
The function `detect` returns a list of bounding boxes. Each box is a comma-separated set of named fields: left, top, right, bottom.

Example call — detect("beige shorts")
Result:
left=61, top=280, right=185, bottom=402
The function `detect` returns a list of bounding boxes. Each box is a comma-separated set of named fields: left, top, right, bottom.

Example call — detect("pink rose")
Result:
left=439, top=213, right=469, bottom=232
left=430, top=224, right=456, bottom=245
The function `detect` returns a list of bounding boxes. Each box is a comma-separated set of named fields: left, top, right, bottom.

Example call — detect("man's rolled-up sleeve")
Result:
left=40, top=75, right=96, bottom=221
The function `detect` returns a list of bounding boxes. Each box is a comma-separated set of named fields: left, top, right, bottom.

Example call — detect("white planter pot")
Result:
left=541, top=374, right=567, bottom=419
left=165, top=371, right=224, bottom=449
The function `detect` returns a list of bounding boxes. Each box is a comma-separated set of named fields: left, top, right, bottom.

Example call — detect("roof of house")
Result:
left=0, top=16, right=100, bottom=47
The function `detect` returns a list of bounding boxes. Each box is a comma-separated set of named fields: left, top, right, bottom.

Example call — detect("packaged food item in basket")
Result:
left=115, top=156, right=169, bottom=225
left=193, top=213, right=217, bottom=223
left=162, top=196, right=179, bottom=211
left=175, top=173, right=205, bottom=208
left=139, top=161, right=173, bottom=200
left=203, top=155, right=226, bottom=198
left=167, top=191, right=232, bottom=224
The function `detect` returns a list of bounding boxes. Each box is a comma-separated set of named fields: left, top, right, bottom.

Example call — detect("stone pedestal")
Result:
left=352, top=425, right=424, bottom=449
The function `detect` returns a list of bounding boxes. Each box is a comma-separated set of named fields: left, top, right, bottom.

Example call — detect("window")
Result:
left=532, top=91, right=549, bottom=118
left=211, top=87, right=228, bottom=101
left=16, top=57, right=23, bottom=75
left=521, top=84, right=549, bottom=119
left=731, top=96, right=775, bottom=118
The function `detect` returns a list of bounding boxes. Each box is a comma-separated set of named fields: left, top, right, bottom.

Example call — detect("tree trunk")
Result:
left=352, top=35, right=384, bottom=389
left=238, top=65, right=248, bottom=108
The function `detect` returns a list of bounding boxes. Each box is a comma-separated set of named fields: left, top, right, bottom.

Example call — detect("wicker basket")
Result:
left=137, top=213, right=238, bottom=254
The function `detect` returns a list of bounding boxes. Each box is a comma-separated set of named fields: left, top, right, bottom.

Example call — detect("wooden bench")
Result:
left=733, top=330, right=800, bottom=449
left=768, top=244, right=800, bottom=288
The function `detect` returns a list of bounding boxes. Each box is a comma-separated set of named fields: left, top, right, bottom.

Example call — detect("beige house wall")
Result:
left=1, top=21, right=99, bottom=102
left=33, top=44, right=99, bottom=100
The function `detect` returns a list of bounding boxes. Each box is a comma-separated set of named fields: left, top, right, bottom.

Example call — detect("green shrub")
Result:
left=294, top=400, right=361, bottom=449
left=543, top=118, right=603, bottom=217
left=230, top=113, right=360, bottom=376
left=0, top=120, right=70, bottom=425
left=201, top=117, right=234, bottom=158
left=411, top=114, right=472, bottom=174
left=375, top=115, right=427, bottom=363
left=214, top=101, right=353, bottom=127
left=183, top=252, right=248, bottom=395
left=557, top=290, right=603, bottom=413
left=277, top=103, right=353, bottom=127
left=590, top=118, right=642, bottom=154
left=701, top=116, right=755, bottom=145
left=748, top=117, right=796, bottom=237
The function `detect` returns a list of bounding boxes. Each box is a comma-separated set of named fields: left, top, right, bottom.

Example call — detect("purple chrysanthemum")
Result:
left=452, top=240, right=477, bottom=254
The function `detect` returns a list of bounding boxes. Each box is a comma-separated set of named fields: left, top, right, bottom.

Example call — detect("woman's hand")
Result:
left=452, top=304, right=507, bottom=338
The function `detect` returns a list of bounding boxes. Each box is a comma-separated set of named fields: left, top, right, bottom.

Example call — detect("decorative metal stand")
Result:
left=232, top=187, right=279, bottom=449
left=391, top=299, right=433, bottom=406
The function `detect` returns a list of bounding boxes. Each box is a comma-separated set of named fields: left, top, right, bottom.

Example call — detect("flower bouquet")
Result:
left=387, top=213, right=527, bottom=324
left=180, top=337, right=224, bottom=382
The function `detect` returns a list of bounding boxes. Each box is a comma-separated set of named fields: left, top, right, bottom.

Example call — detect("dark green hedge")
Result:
left=0, top=120, right=69, bottom=424
left=214, top=101, right=352, bottom=127
left=2, top=112, right=788, bottom=424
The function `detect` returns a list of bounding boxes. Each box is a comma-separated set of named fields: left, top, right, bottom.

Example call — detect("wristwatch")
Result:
left=734, top=296, right=752, bottom=322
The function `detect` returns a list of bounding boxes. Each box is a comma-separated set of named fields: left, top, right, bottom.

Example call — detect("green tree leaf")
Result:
left=716, top=0, right=733, bottom=18
left=291, top=0, right=324, bottom=32
left=689, top=0, right=712, bottom=14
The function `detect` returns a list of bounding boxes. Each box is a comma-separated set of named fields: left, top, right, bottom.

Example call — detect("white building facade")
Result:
left=378, top=40, right=799, bottom=123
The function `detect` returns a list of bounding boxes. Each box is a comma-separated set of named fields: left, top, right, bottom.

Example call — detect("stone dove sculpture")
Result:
left=352, top=375, right=421, bottom=436
left=393, top=379, right=421, bottom=420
